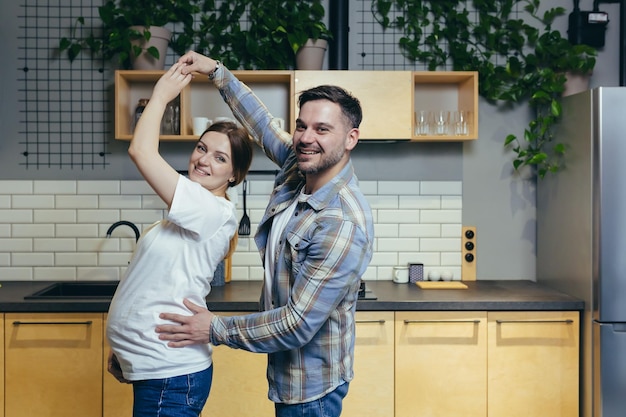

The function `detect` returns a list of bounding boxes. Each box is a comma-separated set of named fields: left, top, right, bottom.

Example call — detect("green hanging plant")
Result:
left=372, top=0, right=597, bottom=178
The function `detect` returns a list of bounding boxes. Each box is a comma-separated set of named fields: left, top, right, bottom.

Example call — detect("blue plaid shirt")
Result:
left=208, top=66, right=374, bottom=404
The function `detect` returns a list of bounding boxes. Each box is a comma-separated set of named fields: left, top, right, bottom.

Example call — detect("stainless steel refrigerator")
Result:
left=537, top=87, right=626, bottom=417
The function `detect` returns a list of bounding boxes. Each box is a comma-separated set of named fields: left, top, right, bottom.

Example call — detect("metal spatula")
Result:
left=238, top=179, right=250, bottom=236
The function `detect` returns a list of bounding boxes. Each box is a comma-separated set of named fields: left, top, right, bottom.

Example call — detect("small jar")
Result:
left=133, top=98, right=149, bottom=132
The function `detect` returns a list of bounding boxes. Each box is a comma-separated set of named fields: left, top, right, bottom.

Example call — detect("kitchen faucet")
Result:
left=106, top=220, right=140, bottom=243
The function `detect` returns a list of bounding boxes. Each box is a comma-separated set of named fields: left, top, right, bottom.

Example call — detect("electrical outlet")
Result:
left=462, top=226, right=476, bottom=281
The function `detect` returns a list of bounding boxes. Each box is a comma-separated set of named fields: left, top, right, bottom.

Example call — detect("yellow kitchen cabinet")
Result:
left=4, top=313, right=103, bottom=417
left=0, top=314, right=4, bottom=417
left=115, top=70, right=293, bottom=141
left=294, top=70, right=478, bottom=141
left=115, top=70, right=479, bottom=142
left=395, top=311, right=488, bottom=417
left=202, top=313, right=274, bottom=417
left=294, top=71, right=414, bottom=140
left=343, top=311, right=395, bottom=417
left=102, top=314, right=134, bottom=417
left=487, top=311, right=579, bottom=417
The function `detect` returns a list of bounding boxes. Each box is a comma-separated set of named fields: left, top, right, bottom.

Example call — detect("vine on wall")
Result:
left=372, top=0, right=597, bottom=178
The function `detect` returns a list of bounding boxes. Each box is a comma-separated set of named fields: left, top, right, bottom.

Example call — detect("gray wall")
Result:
left=0, top=0, right=622, bottom=279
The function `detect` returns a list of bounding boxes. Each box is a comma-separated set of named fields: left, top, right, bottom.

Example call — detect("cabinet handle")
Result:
left=495, top=319, right=574, bottom=324
left=404, top=319, right=481, bottom=324
left=356, top=319, right=386, bottom=324
left=13, top=321, right=93, bottom=326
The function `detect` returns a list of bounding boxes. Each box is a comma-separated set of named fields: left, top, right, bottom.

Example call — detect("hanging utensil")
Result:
left=238, top=179, right=251, bottom=236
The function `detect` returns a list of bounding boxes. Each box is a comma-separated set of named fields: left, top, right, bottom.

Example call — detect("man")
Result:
left=156, top=52, right=374, bottom=417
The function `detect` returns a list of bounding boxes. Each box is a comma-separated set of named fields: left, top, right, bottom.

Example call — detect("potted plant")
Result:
left=193, top=0, right=332, bottom=70
left=372, top=0, right=597, bottom=178
left=59, top=0, right=199, bottom=69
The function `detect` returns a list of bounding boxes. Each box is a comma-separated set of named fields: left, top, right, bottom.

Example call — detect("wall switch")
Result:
left=462, top=226, right=476, bottom=281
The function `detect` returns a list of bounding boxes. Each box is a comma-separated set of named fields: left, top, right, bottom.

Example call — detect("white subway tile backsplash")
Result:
left=373, top=223, right=399, bottom=238
left=78, top=237, right=119, bottom=252
left=421, top=181, right=462, bottom=195
left=0, top=209, right=33, bottom=223
left=98, top=252, right=133, bottom=266
left=55, top=252, right=98, bottom=266
left=357, top=180, right=378, bottom=195
left=77, top=267, right=120, bottom=281
left=420, top=209, right=462, bottom=224
left=0, top=180, right=33, bottom=194
left=77, top=209, right=122, bottom=223
left=121, top=181, right=154, bottom=195
left=56, top=224, right=99, bottom=238
left=377, top=180, right=420, bottom=195
left=420, top=238, right=462, bottom=252
left=120, top=209, right=165, bottom=224
left=442, top=195, right=462, bottom=209
left=366, top=195, right=399, bottom=209
left=99, top=195, right=143, bottom=209
left=34, top=181, right=76, bottom=194
left=78, top=180, right=120, bottom=194
left=12, top=224, right=55, bottom=238
left=0, top=180, right=463, bottom=282
left=399, top=195, right=441, bottom=209
left=141, top=195, right=168, bottom=209
left=0, top=267, right=33, bottom=280
left=0, top=196, right=11, bottom=208
left=34, top=267, right=77, bottom=281
left=12, top=252, right=54, bottom=266
left=0, top=238, right=32, bottom=252
left=399, top=224, right=441, bottom=238
left=378, top=238, right=420, bottom=252
left=378, top=209, right=420, bottom=224
left=56, top=195, right=99, bottom=209
left=34, top=238, right=76, bottom=252
left=34, top=209, right=76, bottom=223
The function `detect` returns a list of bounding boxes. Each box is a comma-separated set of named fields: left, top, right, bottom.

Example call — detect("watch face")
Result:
left=409, top=263, right=424, bottom=282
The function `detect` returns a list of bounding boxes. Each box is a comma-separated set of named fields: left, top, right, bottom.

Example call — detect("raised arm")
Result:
left=129, top=63, right=192, bottom=207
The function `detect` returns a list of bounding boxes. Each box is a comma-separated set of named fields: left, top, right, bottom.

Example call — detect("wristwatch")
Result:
left=209, top=60, right=221, bottom=80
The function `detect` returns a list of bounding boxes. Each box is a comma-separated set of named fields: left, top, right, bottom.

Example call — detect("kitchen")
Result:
left=0, top=0, right=624, bottom=416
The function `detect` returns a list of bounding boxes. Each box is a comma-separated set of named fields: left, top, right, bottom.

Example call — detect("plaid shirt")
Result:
left=208, top=66, right=374, bottom=404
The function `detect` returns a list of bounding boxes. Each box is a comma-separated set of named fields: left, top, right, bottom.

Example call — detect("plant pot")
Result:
left=129, top=26, right=171, bottom=70
left=563, top=71, right=591, bottom=97
left=296, top=39, right=328, bottom=70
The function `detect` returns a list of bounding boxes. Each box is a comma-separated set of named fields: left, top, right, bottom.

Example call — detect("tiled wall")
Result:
left=0, top=179, right=462, bottom=282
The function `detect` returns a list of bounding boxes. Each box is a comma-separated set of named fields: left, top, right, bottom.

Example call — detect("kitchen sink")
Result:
left=24, top=281, right=119, bottom=299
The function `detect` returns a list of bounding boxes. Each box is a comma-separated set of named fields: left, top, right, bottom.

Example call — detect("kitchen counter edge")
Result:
left=0, top=280, right=584, bottom=313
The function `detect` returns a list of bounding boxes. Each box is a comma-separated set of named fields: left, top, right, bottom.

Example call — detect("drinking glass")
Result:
left=431, top=110, right=450, bottom=135
left=414, top=110, right=429, bottom=136
left=452, top=110, right=471, bottom=136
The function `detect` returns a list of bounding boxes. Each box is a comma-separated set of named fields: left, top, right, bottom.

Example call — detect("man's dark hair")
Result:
left=298, top=85, right=363, bottom=129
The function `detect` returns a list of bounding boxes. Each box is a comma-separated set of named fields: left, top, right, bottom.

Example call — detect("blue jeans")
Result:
left=132, top=366, right=213, bottom=417
left=274, top=382, right=349, bottom=417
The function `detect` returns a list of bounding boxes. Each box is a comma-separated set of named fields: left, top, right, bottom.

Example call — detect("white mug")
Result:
left=193, top=117, right=211, bottom=136
left=392, top=266, right=410, bottom=284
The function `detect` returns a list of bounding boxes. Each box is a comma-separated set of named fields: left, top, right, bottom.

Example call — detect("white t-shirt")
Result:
left=106, top=175, right=237, bottom=381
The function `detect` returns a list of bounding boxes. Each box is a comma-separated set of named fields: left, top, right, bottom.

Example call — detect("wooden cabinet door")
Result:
left=202, top=313, right=274, bottom=417
left=103, top=314, right=134, bottom=417
left=0, top=314, right=4, bottom=417
left=294, top=71, right=414, bottom=140
left=395, top=311, right=488, bottom=417
left=487, top=311, right=579, bottom=417
left=343, top=311, right=395, bottom=417
left=5, top=313, right=103, bottom=417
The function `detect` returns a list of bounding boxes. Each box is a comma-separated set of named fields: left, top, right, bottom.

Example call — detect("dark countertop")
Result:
left=0, top=280, right=583, bottom=313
